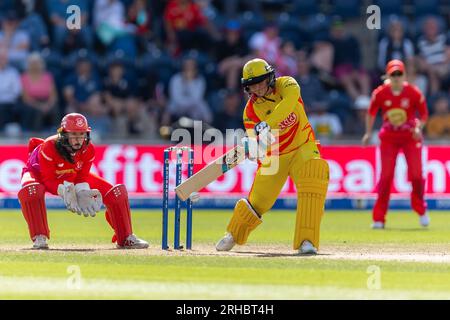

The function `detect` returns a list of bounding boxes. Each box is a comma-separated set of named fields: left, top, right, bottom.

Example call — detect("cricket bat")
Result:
left=175, top=145, right=246, bottom=201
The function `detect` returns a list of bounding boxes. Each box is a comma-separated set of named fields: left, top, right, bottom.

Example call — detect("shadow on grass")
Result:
left=384, top=228, right=428, bottom=232
left=233, top=251, right=333, bottom=258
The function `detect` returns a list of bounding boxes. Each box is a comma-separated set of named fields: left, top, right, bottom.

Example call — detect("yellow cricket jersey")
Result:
left=243, top=76, right=315, bottom=155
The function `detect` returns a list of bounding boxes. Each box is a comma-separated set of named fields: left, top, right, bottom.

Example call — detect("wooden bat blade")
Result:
left=175, top=145, right=245, bottom=201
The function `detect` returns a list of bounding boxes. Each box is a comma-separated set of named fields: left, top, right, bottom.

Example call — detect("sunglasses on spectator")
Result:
left=390, top=71, right=403, bottom=77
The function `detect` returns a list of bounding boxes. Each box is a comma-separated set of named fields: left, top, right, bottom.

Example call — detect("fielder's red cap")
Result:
left=386, top=59, right=405, bottom=75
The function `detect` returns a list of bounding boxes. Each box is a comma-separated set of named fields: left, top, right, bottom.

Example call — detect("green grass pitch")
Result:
left=0, top=209, right=448, bottom=299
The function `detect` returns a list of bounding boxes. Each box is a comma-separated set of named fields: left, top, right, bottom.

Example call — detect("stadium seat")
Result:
left=330, top=0, right=361, bottom=19
left=277, top=13, right=305, bottom=48
left=238, top=11, right=266, bottom=42
left=375, top=0, right=403, bottom=16
left=291, top=0, right=319, bottom=17
left=412, top=0, right=440, bottom=17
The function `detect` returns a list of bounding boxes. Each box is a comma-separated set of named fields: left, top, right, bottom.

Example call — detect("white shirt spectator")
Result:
left=94, top=0, right=126, bottom=29
left=417, top=33, right=449, bottom=66
left=0, top=65, right=22, bottom=104
left=167, top=73, right=212, bottom=123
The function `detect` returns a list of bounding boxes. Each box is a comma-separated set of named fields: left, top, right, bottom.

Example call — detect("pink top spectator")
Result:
left=21, top=73, right=54, bottom=100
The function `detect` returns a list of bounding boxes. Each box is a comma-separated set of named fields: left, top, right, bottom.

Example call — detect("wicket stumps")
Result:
left=162, top=147, right=194, bottom=250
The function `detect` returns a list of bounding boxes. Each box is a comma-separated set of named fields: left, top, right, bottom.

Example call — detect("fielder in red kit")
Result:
left=362, top=59, right=430, bottom=229
left=19, top=113, right=149, bottom=249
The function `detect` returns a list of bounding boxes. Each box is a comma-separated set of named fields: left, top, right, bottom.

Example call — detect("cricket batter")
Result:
left=362, top=59, right=430, bottom=229
left=19, top=113, right=149, bottom=249
left=216, top=58, right=329, bottom=254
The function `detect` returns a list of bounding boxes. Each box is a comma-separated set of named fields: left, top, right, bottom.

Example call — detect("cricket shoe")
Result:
left=118, top=234, right=149, bottom=249
left=298, top=240, right=317, bottom=255
left=371, top=222, right=385, bottom=229
left=419, top=213, right=430, bottom=227
left=33, top=235, right=48, bottom=250
left=215, top=233, right=235, bottom=251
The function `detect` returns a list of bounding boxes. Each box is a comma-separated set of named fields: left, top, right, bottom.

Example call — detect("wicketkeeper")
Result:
left=19, top=113, right=149, bottom=249
left=216, top=58, right=330, bottom=254
left=363, top=59, right=429, bottom=228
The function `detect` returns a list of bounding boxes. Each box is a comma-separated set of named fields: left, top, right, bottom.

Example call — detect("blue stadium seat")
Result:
left=0, top=0, right=15, bottom=12
left=291, top=0, right=319, bottom=17
left=238, top=11, right=266, bottom=42
left=375, top=0, right=403, bottom=16
left=330, top=0, right=361, bottom=19
left=412, top=0, right=440, bottom=17
left=277, top=13, right=304, bottom=48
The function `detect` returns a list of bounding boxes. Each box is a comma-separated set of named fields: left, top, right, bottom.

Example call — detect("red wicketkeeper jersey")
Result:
left=368, top=81, right=428, bottom=132
left=26, top=135, right=95, bottom=195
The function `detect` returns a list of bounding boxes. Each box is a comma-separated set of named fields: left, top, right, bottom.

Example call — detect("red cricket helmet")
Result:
left=59, top=113, right=91, bottom=133
left=386, top=59, right=405, bottom=75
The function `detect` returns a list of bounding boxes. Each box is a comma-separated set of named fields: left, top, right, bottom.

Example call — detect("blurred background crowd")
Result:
left=0, top=0, right=449, bottom=143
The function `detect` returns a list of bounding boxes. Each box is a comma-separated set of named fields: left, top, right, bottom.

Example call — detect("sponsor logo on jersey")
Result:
left=75, top=161, right=83, bottom=170
left=385, top=100, right=392, bottom=106
left=279, top=112, right=297, bottom=130
left=401, top=98, right=409, bottom=108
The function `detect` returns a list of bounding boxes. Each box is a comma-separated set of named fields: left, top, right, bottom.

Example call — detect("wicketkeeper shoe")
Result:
left=371, top=222, right=385, bottom=229
left=32, top=235, right=48, bottom=250
left=215, top=233, right=236, bottom=251
left=298, top=240, right=317, bottom=255
left=118, top=234, right=149, bottom=249
left=419, top=213, right=430, bottom=227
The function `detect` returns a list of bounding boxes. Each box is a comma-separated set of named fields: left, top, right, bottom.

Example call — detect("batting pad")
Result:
left=293, top=158, right=329, bottom=250
left=18, top=183, right=50, bottom=240
left=227, top=198, right=262, bottom=245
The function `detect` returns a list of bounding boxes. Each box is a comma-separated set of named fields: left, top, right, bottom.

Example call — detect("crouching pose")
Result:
left=216, top=58, right=329, bottom=254
left=19, top=113, right=149, bottom=249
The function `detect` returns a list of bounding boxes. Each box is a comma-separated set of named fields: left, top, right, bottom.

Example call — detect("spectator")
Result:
left=122, top=97, right=151, bottom=137
left=343, top=97, right=370, bottom=136
left=20, top=53, right=58, bottom=132
left=213, top=89, right=244, bottom=133
left=378, top=18, right=414, bottom=72
left=416, top=16, right=450, bottom=94
left=103, top=60, right=136, bottom=118
left=276, top=40, right=298, bottom=77
left=327, top=17, right=371, bottom=102
left=426, top=94, right=450, bottom=139
left=195, top=0, right=219, bottom=21
left=46, top=0, right=92, bottom=54
left=163, top=0, right=220, bottom=56
left=215, top=20, right=251, bottom=90
left=406, top=57, right=428, bottom=97
left=308, top=104, right=343, bottom=143
left=294, top=52, right=329, bottom=114
left=62, top=56, right=105, bottom=127
left=138, top=71, right=167, bottom=138
left=164, top=57, right=212, bottom=125
left=0, top=49, right=22, bottom=131
left=248, top=23, right=282, bottom=70
left=0, top=10, right=30, bottom=70
left=19, top=9, right=50, bottom=51
left=127, top=0, right=153, bottom=52
left=94, top=0, right=137, bottom=57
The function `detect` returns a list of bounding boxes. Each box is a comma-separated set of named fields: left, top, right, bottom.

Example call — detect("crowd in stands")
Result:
left=0, top=0, right=449, bottom=142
